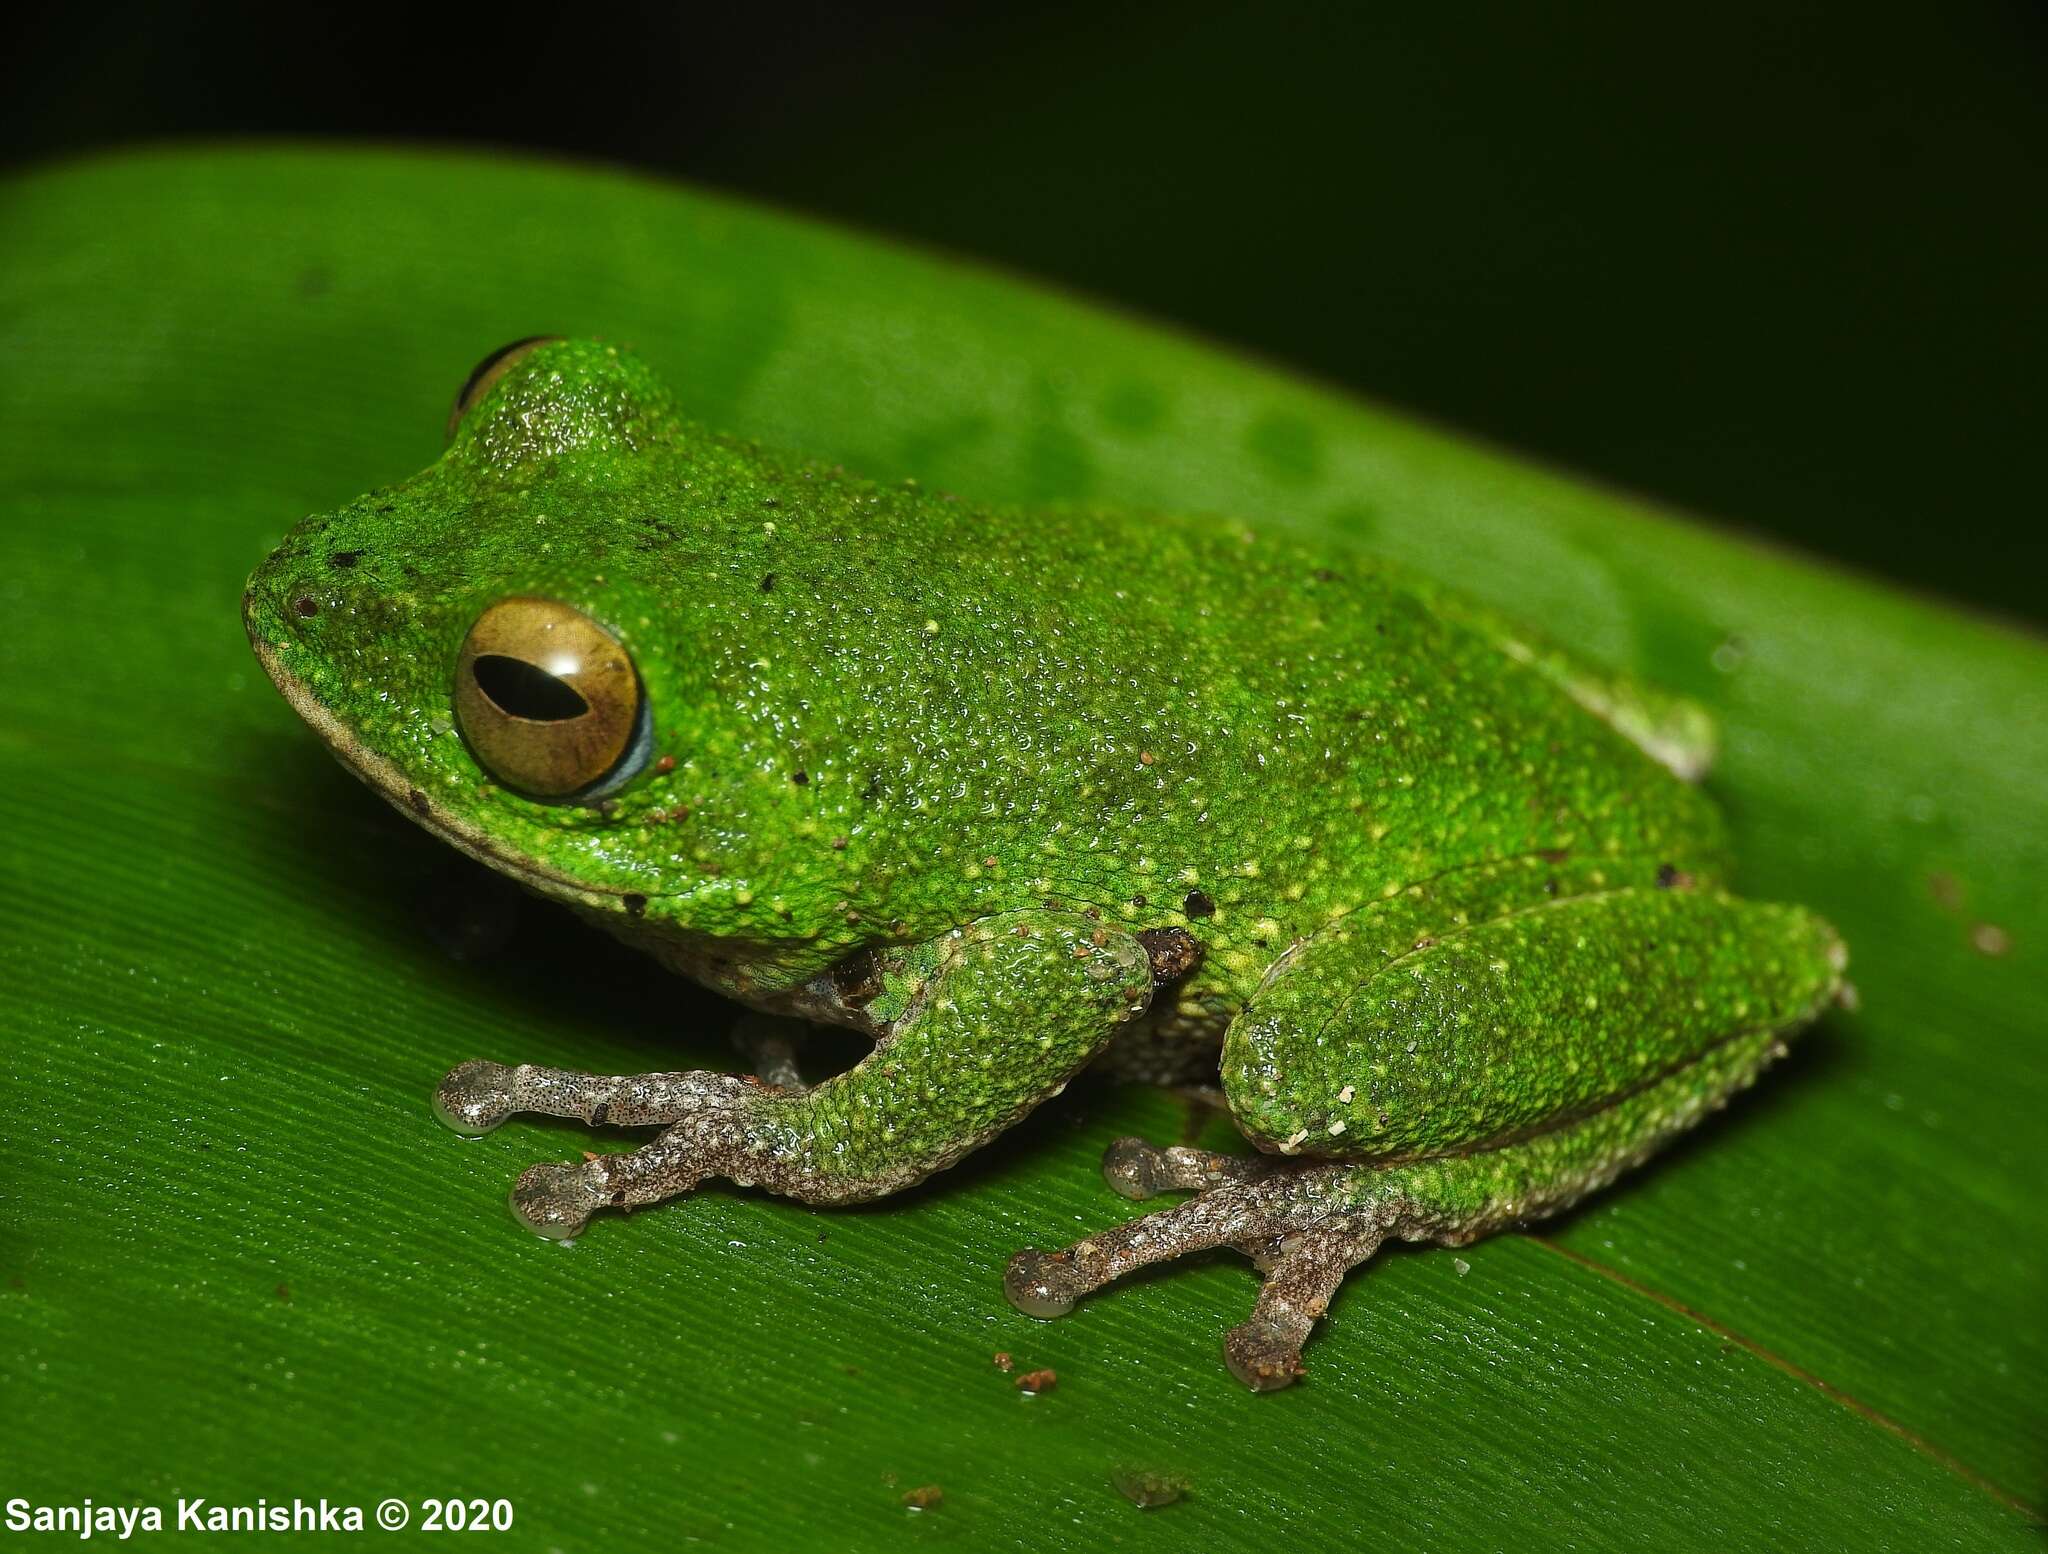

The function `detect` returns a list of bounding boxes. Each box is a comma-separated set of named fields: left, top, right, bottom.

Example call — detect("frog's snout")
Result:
left=241, top=550, right=318, bottom=657
left=239, top=568, right=281, bottom=651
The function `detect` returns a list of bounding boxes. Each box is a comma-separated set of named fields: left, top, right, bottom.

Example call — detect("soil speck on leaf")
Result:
left=1971, top=922, right=2012, bottom=957
left=1111, top=1467, right=1189, bottom=1509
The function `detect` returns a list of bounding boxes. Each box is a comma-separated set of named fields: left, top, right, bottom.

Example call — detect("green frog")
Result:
left=244, top=338, right=1847, bottom=1390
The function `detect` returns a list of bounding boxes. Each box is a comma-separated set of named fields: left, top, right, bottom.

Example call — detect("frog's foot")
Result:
left=1006, top=1152, right=1400, bottom=1391
left=504, top=1093, right=776, bottom=1240
left=432, top=1061, right=798, bottom=1238
left=1098, top=1136, right=1283, bottom=1201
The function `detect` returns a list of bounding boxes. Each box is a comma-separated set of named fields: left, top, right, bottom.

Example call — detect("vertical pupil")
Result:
left=471, top=654, right=590, bottom=721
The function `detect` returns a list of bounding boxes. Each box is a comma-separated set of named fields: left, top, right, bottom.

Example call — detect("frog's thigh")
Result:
left=1222, top=886, right=1845, bottom=1160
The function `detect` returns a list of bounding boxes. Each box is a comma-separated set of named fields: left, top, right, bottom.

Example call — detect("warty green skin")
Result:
left=244, top=340, right=1847, bottom=1390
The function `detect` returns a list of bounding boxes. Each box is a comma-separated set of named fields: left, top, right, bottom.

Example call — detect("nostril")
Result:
left=292, top=595, right=320, bottom=618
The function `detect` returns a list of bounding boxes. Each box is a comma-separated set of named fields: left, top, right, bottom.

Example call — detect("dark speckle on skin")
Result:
left=329, top=550, right=363, bottom=569
left=623, top=893, right=648, bottom=918
left=1137, top=926, right=1204, bottom=984
left=761, top=573, right=776, bottom=592
left=792, top=769, right=809, bottom=785
left=407, top=788, right=430, bottom=817
left=1182, top=889, right=1216, bottom=919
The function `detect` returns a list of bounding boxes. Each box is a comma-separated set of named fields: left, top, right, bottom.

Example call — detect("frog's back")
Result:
left=662, top=457, right=1722, bottom=972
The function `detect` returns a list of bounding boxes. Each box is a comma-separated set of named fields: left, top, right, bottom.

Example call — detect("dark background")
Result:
left=9, top=1, right=2043, bottom=624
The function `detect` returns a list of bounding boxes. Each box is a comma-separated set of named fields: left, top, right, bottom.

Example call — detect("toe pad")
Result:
left=434, top=1059, right=517, bottom=1136
left=508, top=1161, right=601, bottom=1241
left=1003, top=1250, right=1079, bottom=1319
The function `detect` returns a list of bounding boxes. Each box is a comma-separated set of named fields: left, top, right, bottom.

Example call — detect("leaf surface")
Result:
left=0, top=147, right=2039, bottom=1550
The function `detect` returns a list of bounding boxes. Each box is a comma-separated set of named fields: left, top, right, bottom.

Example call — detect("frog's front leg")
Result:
left=433, top=1013, right=811, bottom=1143
left=1007, top=886, right=1846, bottom=1389
left=435, top=909, right=1152, bottom=1238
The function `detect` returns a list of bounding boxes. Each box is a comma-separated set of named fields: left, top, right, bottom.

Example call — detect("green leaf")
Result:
left=1, top=146, right=2039, bottom=1550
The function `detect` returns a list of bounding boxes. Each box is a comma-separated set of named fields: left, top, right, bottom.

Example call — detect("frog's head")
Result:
left=243, top=338, right=774, bottom=931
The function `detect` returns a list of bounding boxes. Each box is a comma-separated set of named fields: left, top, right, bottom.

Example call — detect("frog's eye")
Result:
left=453, top=597, right=651, bottom=801
left=445, top=337, right=562, bottom=440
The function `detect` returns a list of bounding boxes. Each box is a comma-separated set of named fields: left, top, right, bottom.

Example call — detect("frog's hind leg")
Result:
left=1008, top=886, right=1846, bottom=1389
left=1009, top=1023, right=1793, bottom=1390
left=1097, top=1137, right=1282, bottom=1200
left=1222, top=885, right=1843, bottom=1163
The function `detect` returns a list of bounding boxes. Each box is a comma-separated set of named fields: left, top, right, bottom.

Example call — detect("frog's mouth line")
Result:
left=250, top=632, right=634, bottom=914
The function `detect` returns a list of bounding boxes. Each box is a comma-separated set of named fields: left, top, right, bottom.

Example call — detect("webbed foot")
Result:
left=1006, top=1138, right=1394, bottom=1391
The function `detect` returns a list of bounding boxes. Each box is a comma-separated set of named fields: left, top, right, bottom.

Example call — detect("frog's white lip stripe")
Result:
left=250, top=634, right=628, bottom=913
